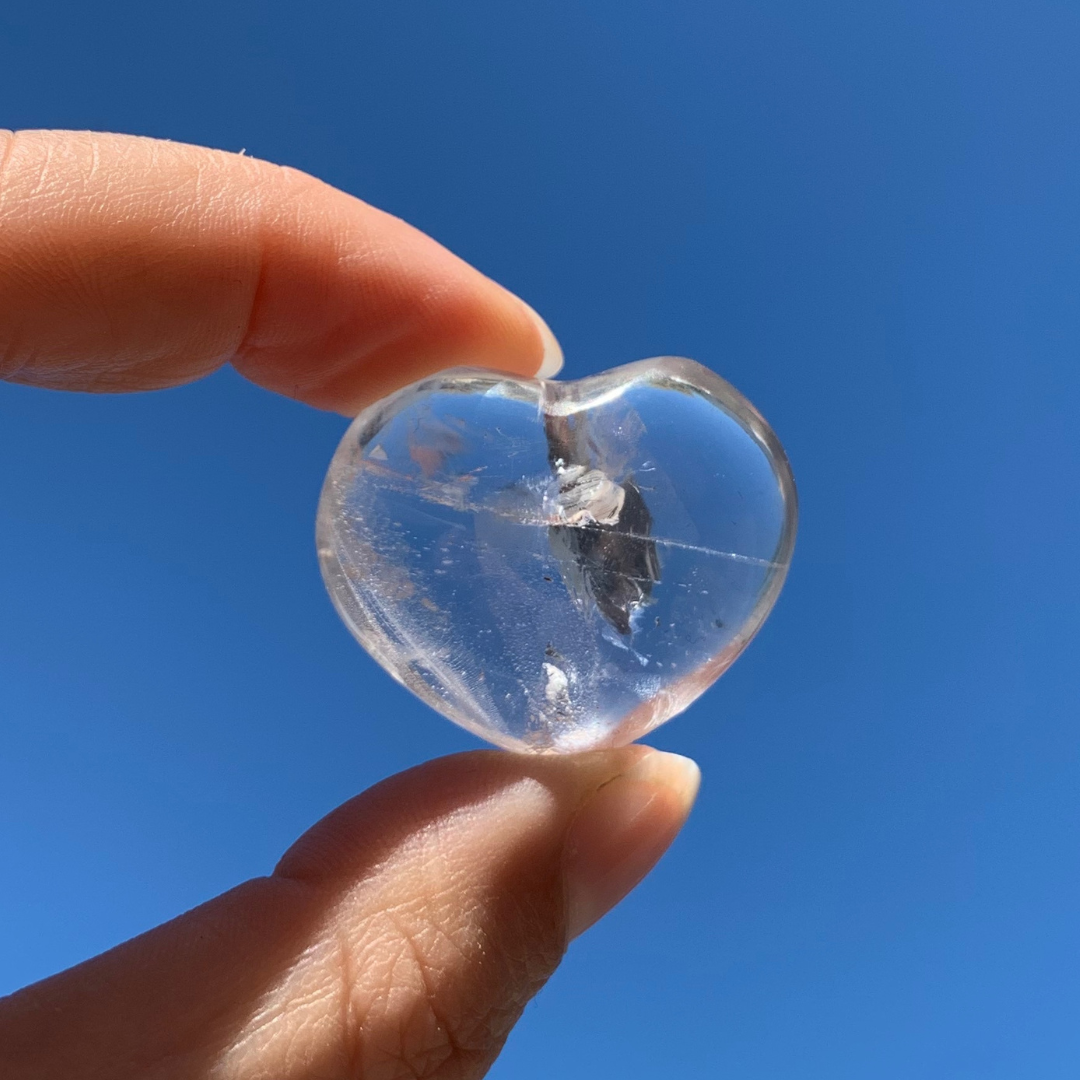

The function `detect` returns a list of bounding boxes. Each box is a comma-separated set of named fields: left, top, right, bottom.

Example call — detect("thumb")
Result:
left=0, top=746, right=699, bottom=1080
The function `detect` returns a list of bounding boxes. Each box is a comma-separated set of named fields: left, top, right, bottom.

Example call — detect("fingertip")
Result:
left=243, top=746, right=696, bottom=1075
left=0, top=131, right=565, bottom=407
left=562, top=748, right=700, bottom=940
left=517, top=299, right=564, bottom=379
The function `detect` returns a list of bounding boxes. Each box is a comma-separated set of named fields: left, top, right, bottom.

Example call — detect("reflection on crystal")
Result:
left=317, top=357, right=797, bottom=753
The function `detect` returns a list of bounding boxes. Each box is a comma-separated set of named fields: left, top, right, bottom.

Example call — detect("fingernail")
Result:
left=518, top=299, right=564, bottom=379
left=563, top=750, right=700, bottom=940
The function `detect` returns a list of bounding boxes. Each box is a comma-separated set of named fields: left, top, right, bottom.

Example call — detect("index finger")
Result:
left=0, top=131, right=561, bottom=413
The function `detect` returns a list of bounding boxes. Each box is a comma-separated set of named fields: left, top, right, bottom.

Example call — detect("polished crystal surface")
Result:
left=317, top=357, right=797, bottom=752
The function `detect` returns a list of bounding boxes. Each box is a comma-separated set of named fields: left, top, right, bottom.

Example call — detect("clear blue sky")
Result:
left=2, top=2, right=1079, bottom=1076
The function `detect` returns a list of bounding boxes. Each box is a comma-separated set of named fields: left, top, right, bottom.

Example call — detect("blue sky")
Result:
left=2, top=1, right=1080, bottom=1076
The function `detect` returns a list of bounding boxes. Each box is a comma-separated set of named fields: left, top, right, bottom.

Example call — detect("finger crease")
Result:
left=232, top=225, right=269, bottom=366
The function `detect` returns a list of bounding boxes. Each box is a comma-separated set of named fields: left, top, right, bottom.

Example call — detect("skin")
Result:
left=0, top=132, right=700, bottom=1080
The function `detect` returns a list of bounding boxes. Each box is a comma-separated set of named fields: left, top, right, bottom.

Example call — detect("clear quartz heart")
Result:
left=317, top=357, right=796, bottom=752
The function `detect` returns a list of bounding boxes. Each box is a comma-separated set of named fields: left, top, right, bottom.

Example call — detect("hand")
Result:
left=0, top=131, right=700, bottom=1080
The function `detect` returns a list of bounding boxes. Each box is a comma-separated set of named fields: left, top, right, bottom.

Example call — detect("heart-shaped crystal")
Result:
left=317, top=357, right=796, bottom=752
